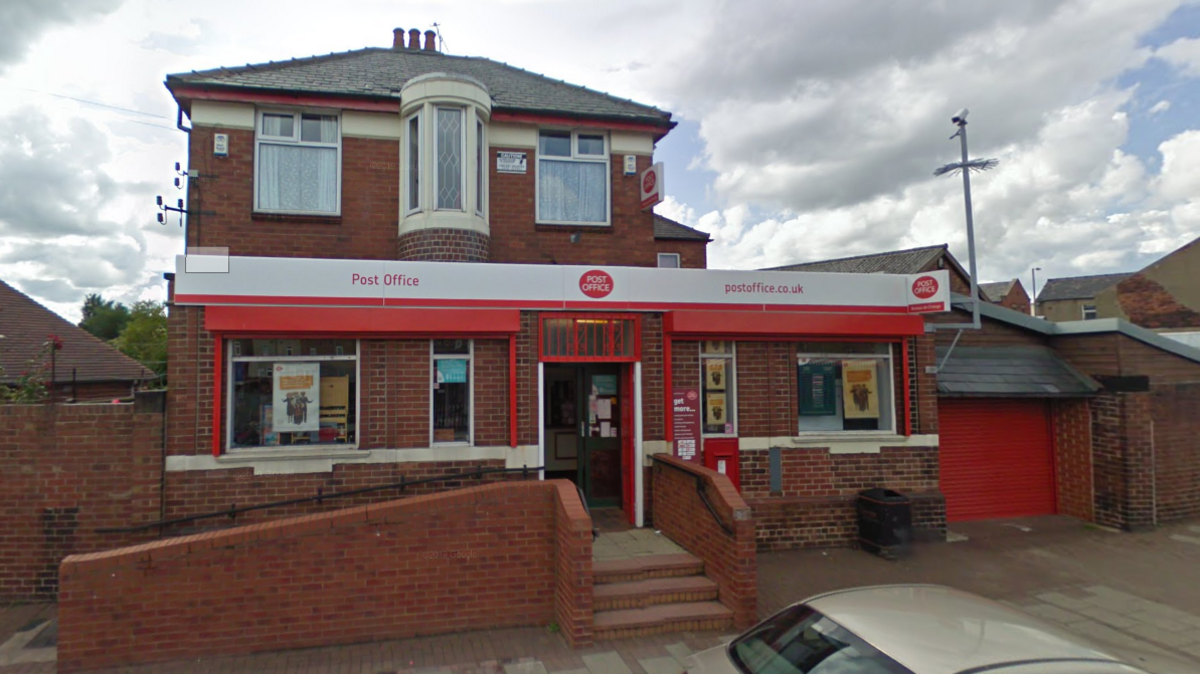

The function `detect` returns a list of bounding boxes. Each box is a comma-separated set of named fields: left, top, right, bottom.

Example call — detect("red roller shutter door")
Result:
left=940, top=399, right=1056, bottom=522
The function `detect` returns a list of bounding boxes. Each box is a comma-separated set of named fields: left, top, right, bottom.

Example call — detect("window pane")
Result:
left=258, top=144, right=338, bottom=212
left=437, top=107, right=463, bottom=209
left=702, top=356, right=733, bottom=435
left=433, top=359, right=470, bottom=443
left=577, top=134, right=604, bottom=156
left=231, top=359, right=356, bottom=448
left=476, top=118, right=484, bottom=214
left=230, top=338, right=356, bottom=358
left=797, top=357, right=892, bottom=433
left=539, top=131, right=571, bottom=157
left=433, top=339, right=469, bottom=354
left=658, top=253, right=680, bottom=268
left=300, top=115, right=337, bottom=142
left=261, top=113, right=294, bottom=138
left=539, top=159, right=606, bottom=223
left=408, top=115, right=420, bottom=211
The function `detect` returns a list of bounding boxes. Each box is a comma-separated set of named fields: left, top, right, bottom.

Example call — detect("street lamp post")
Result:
left=1030, top=267, right=1042, bottom=317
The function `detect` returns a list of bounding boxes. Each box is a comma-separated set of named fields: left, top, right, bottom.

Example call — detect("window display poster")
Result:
left=799, top=362, right=837, bottom=416
left=705, top=359, right=727, bottom=390
left=436, top=359, right=468, bottom=384
left=706, top=391, right=728, bottom=426
left=841, top=360, right=879, bottom=419
left=592, top=374, right=617, bottom=395
left=273, top=362, right=320, bottom=432
left=672, top=388, right=702, bottom=462
left=703, top=340, right=728, bottom=354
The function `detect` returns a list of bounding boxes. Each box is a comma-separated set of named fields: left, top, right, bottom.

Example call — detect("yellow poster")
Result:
left=705, top=359, right=727, bottom=390
left=841, top=360, right=879, bottom=419
left=706, top=392, right=728, bottom=425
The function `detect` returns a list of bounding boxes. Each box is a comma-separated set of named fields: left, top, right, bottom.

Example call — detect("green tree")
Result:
left=79, top=294, right=130, bottom=341
left=113, top=300, right=168, bottom=385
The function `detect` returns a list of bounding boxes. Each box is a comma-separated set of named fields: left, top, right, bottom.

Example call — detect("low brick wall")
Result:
left=0, top=394, right=164, bottom=600
left=651, top=455, right=756, bottom=629
left=750, top=492, right=945, bottom=551
left=58, top=480, right=592, bottom=672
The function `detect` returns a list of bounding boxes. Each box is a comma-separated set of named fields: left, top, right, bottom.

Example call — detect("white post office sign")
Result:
left=496, top=151, right=527, bottom=174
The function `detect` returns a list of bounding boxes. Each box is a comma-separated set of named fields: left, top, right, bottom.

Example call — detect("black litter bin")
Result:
left=857, top=488, right=911, bottom=560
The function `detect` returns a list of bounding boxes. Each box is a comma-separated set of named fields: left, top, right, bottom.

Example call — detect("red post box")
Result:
left=703, top=437, right=740, bottom=492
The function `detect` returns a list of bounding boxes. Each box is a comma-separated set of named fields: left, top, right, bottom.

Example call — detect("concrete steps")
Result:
left=592, top=552, right=733, bottom=640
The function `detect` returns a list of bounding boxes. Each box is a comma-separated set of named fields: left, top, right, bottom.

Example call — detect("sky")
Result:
left=2, top=0, right=1200, bottom=323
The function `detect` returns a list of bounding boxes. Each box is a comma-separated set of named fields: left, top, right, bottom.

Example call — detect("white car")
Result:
left=686, top=585, right=1194, bottom=674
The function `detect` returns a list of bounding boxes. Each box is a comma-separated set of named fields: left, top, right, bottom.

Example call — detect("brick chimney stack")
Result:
left=424, top=30, right=438, bottom=51
left=393, top=28, right=405, bottom=49
left=408, top=28, right=421, bottom=50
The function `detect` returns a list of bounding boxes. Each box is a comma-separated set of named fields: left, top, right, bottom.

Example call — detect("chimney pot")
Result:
left=393, top=28, right=404, bottom=50
left=408, top=28, right=421, bottom=50
left=424, top=30, right=438, bottom=51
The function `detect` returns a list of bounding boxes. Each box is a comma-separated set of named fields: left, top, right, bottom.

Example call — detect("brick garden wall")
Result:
left=650, top=455, right=756, bottom=629
left=1091, top=391, right=1155, bottom=530
left=1153, top=382, right=1200, bottom=522
left=58, top=480, right=593, bottom=672
left=0, top=395, right=163, bottom=600
left=1052, top=399, right=1094, bottom=522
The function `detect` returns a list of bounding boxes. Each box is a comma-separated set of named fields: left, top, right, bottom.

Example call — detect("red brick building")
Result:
left=159, top=30, right=953, bottom=541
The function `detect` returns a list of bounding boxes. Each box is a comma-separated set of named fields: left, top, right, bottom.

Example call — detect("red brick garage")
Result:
left=939, top=398, right=1057, bottom=522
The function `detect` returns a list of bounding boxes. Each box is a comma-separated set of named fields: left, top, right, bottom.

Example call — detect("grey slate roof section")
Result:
left=979, top=280, right=1014, bottom=303
left=950, top=293, right=1056, bottom=334
left=1036, top=272, right=1132, bottom=302
left=935, top=346, right=1101, bottom=397
left=653, top=215, right=710, bottom=241
left=167, top=48, right=672, bottom=125
left=765, top=244, right=946, bottom=274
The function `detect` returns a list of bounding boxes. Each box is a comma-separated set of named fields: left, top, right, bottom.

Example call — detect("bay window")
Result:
left=407, top=111, right=421, bottom=213
left=435, top=106, right=464, bottom=210
left=255, top=110, right=340, bottom=214
left=797, top=343, right=895, bottom=433
left=537, top=130, right=609, bottom=225
left=228, top=339, right=358, bottom=449
left=432, top=339, right=472, bottom=444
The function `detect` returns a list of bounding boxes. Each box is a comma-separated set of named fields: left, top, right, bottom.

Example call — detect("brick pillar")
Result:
left=1090, top=391, right=1154, bottom=530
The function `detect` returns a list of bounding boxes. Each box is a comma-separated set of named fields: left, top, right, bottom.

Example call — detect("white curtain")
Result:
left=258, top=144, right=337, bottom=212
left=539, top=159, right=606, bottom=222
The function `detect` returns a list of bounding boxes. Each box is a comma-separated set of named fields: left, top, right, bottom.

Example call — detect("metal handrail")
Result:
left=98, top=465, right=543, bottom=534
left=652, top=457, right=735, bottom=536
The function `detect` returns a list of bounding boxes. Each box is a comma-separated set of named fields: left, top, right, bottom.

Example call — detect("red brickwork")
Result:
left=653, top=239, right=708, bottom=269
left=650, top=455, right=756, bottom=629
left=641, top=314, right=665, bottom=441
left=0, top=397, right=163, bottom=600
left=914, top=333, right=938, bottom=434
left=397, top=228, right=489, bottom=262
left=553, top=480, right=594, bottom=647
left=517, top=312, right=539, bottom=446
left=166, top=303, right=214, bottom=456
left=360, top=340, right=429, bottom=449
left=1052, top=399, right=1093, bottom=521
left=58, top=480, right=592, bottom=672
left=1116, top=274, right=1200, bottom=329
left=741, top=446, right=943, bottom=551
left=1153, top=382, right=1200, bottom=522
left=185, top=128, right=400, bottom=259
left=488, top=150, right=663, bottom=267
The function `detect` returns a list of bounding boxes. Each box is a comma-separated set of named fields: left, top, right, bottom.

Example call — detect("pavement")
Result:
left=4, top=516, right=1200, bottom=673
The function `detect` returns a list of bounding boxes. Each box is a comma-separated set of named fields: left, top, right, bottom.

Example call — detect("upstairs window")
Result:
left=1082, top=304, right=1098, bottom=320
left=435, top=106, right=464, bottom=210
left=537, top=130, right=609, bottom=225
left=406, top=111, right=421, bottom=213
left=256, top=111, right=340, bottom=214
left=658, top=253, right=681, bottom=268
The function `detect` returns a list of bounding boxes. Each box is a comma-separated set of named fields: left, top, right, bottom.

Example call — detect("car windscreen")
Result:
left=728, top=604, right=914, bottom=674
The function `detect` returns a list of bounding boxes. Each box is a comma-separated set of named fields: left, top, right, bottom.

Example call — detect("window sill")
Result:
left=252, top=212, right=343, bottom=225
left=219, top=447, right=365, bottom=463
left=535, top=223, right=612, bottom=231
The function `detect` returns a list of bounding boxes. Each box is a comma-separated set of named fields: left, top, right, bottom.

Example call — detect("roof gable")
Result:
left=0, top=280, right=151, bottom=385
left=167, top=47, right=672, bottom=127
left=653, top=215, right=710, bottom=242
left=979, top=280, right=1015, bottom=302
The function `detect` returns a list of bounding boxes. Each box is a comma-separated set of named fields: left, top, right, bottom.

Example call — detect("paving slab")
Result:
left=664, top=643, right=693, bottom=667
left=638, top=656, right=685, bottom=674
left=581, top=651, right=634, bottom=674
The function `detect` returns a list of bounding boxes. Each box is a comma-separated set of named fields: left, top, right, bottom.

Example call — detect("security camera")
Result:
left=951, top=108, right=969, bottom=124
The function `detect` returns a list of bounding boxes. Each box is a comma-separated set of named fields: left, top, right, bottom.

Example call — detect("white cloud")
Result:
left=1155, top=36, right=1200, bottom=76
left=1149, top=99, right=1171, bottom=114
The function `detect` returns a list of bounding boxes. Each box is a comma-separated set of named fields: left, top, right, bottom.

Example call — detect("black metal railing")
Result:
left=652, top=457, right=735, bottom=536
left=98, top=465, right=543, bottom=535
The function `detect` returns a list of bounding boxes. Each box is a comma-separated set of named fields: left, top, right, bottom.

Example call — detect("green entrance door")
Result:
left=579, top=364, right=622, bottom=508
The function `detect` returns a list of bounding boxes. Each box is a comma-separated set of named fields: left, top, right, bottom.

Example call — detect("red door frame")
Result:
left=620, top=363, right=635, bottom=522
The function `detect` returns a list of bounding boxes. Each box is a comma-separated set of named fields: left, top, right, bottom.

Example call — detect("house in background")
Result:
left=0, top=279, right=152, bottom=401
left=766, top=243, right=975, bottom=294
left=979, top=278, right=1030, bottom=314
left=1036, top=273, right=1133, bottom=322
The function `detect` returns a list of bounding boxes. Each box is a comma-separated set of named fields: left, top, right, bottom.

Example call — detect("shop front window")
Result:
left=228, top=339, right=357, bottom=449
left=432, top=339, right=472, bottom=444
left=701, top=340, right=736, bottom=435
left=797, top=343, right=894, bottom=433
